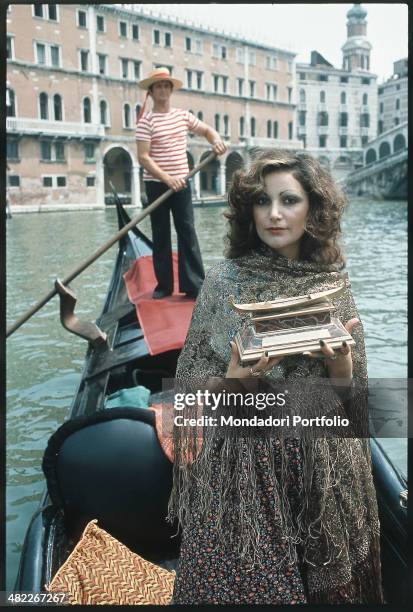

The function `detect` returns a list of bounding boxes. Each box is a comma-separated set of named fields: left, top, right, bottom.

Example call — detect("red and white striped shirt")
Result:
left=136, top=108, right=200, bottom=181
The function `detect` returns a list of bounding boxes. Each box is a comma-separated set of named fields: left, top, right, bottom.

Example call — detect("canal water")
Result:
left=6, top=197, right=407, bottom=588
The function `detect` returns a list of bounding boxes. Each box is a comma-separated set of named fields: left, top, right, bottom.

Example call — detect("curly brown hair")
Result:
left=225, top=150, right=347, bottom=267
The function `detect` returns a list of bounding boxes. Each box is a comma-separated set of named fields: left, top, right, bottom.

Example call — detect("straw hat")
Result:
left=138, top=67, right=183, bottom=90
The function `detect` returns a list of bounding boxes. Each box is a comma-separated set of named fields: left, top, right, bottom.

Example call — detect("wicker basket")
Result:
left=46, top=520, right=175, bottom=605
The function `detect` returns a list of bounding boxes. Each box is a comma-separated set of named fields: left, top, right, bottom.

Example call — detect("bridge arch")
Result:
left=379, top=141, right=391, bottom=159
left=393, top=133, right=406, bottom=153
left=365, top=148, right=377, bottom=165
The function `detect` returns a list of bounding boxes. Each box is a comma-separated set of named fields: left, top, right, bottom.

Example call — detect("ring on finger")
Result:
left=249, top=367, right=261, bottom=377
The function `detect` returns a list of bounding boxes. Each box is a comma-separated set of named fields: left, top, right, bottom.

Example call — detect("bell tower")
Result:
left=341, top=4, right=372, bottom=72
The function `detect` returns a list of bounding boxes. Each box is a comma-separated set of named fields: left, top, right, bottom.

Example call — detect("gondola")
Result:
left=14, top=201, right=408, bottom=604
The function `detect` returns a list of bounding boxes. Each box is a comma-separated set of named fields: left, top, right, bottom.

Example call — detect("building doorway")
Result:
left=225, top=152, right=244, bottom=190
left=318, top=155, right=331, bottom=170
left=186, top=151, right=196, bottom=197
left=199, top=151, right=219, bottom=196
left=333, top=155, right=353, bottom=181
left=103, top=147, right=133, bottom=204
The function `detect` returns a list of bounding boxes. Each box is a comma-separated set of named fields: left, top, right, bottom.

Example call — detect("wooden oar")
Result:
left=6, top=151, right=217, bottom=338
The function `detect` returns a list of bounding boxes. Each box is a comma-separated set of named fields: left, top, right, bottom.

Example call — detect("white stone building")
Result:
left=378, top=58, right=408, bottom=135
left=295, top=3, right=377, bottom=174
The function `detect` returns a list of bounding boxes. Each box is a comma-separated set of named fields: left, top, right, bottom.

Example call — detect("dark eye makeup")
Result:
left=255, top=193, right=271, bottom=206
left=282, top=194, right=301, bottom=205
left=254, top=192, right=301, bottom=206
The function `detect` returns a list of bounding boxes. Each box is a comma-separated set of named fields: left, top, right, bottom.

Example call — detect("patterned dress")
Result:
left=172, top=439, right=308, bottom=605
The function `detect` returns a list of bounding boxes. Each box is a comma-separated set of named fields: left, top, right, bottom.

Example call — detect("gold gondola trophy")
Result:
left=231, top=284, right=355, bottom=365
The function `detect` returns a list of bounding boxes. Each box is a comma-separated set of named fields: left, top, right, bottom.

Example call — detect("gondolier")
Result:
left=136, top=67, right=226, bottom=299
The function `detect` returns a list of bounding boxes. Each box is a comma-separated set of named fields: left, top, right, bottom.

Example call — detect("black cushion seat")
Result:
left=42, top=407, right=180, bottom=561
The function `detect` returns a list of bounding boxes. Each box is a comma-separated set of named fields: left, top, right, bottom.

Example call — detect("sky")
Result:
left=131, top=3, right=408, bottom=83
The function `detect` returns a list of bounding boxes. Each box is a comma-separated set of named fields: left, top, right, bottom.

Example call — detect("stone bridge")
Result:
left=363, top=122, right=407, bottom=165
left=339, top=122, right=407, bottom=199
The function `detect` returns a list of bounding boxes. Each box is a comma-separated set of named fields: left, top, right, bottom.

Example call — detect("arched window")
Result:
left=53, top=94, right=62, bottom=121
left=39, top=92, right=49, bottom=120
left=135, top=104, right=141, bottom=122
left=395, top=98, right=400, bottom=110
left=320, top=90, right=326, bottom=103
left=267, top=120, right=272, bottom=138
left=83, top=97, right=91, bottom=123
left=6, top=88, right=16, bottom=117
left=250, top=116, right=256, bottom=137
left=123, top=103, right=131, bottom=128
left=100, top=100, right=107, bottom=125
left=239, top=116, right=245, bottom=137
left=362, top=93, right=368, bottom=105
left=299, top=89, right=306, bottom=103
left=273, top=121, right=278, bottom=139
left=288, top=122, right=293, bottom=140
left=340, top=91, right=346, bottom=104
left=197, top=111, right=203, bottom=121
left=214, top=113, right=220, bottom=133
left=223, top=114, right=229, bottom=136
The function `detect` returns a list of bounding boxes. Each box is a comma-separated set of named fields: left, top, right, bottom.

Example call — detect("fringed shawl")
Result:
left=168, top=247, right=383, bottom=603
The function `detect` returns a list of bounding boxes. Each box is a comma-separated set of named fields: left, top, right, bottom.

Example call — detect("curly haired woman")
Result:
left=168, top=150, right=383, bottom=604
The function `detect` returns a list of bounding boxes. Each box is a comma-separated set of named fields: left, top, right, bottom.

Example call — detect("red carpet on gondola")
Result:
left=123, top=254, right=195, bottom=355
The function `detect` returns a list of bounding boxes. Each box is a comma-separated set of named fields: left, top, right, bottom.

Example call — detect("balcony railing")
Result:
left=297, top=126, right=307, bottom=135
left=6, top=117, right=105, bottom=138
left=317, top=125, right=329, bottom=135
left=338, top=127, right=348, bottom=136
left=360, top=127, right=370, bottom=136
left=297, top=102, right=307, bottom=111
left=317, top=103, right=327, bottom=112
left=361, top=105, right=370, bottom=114
left=339, top=104, right=348, bottom=113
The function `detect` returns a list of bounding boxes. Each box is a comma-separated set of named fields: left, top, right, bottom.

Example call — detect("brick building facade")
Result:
left=6, top=3, right=301, bottom=209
